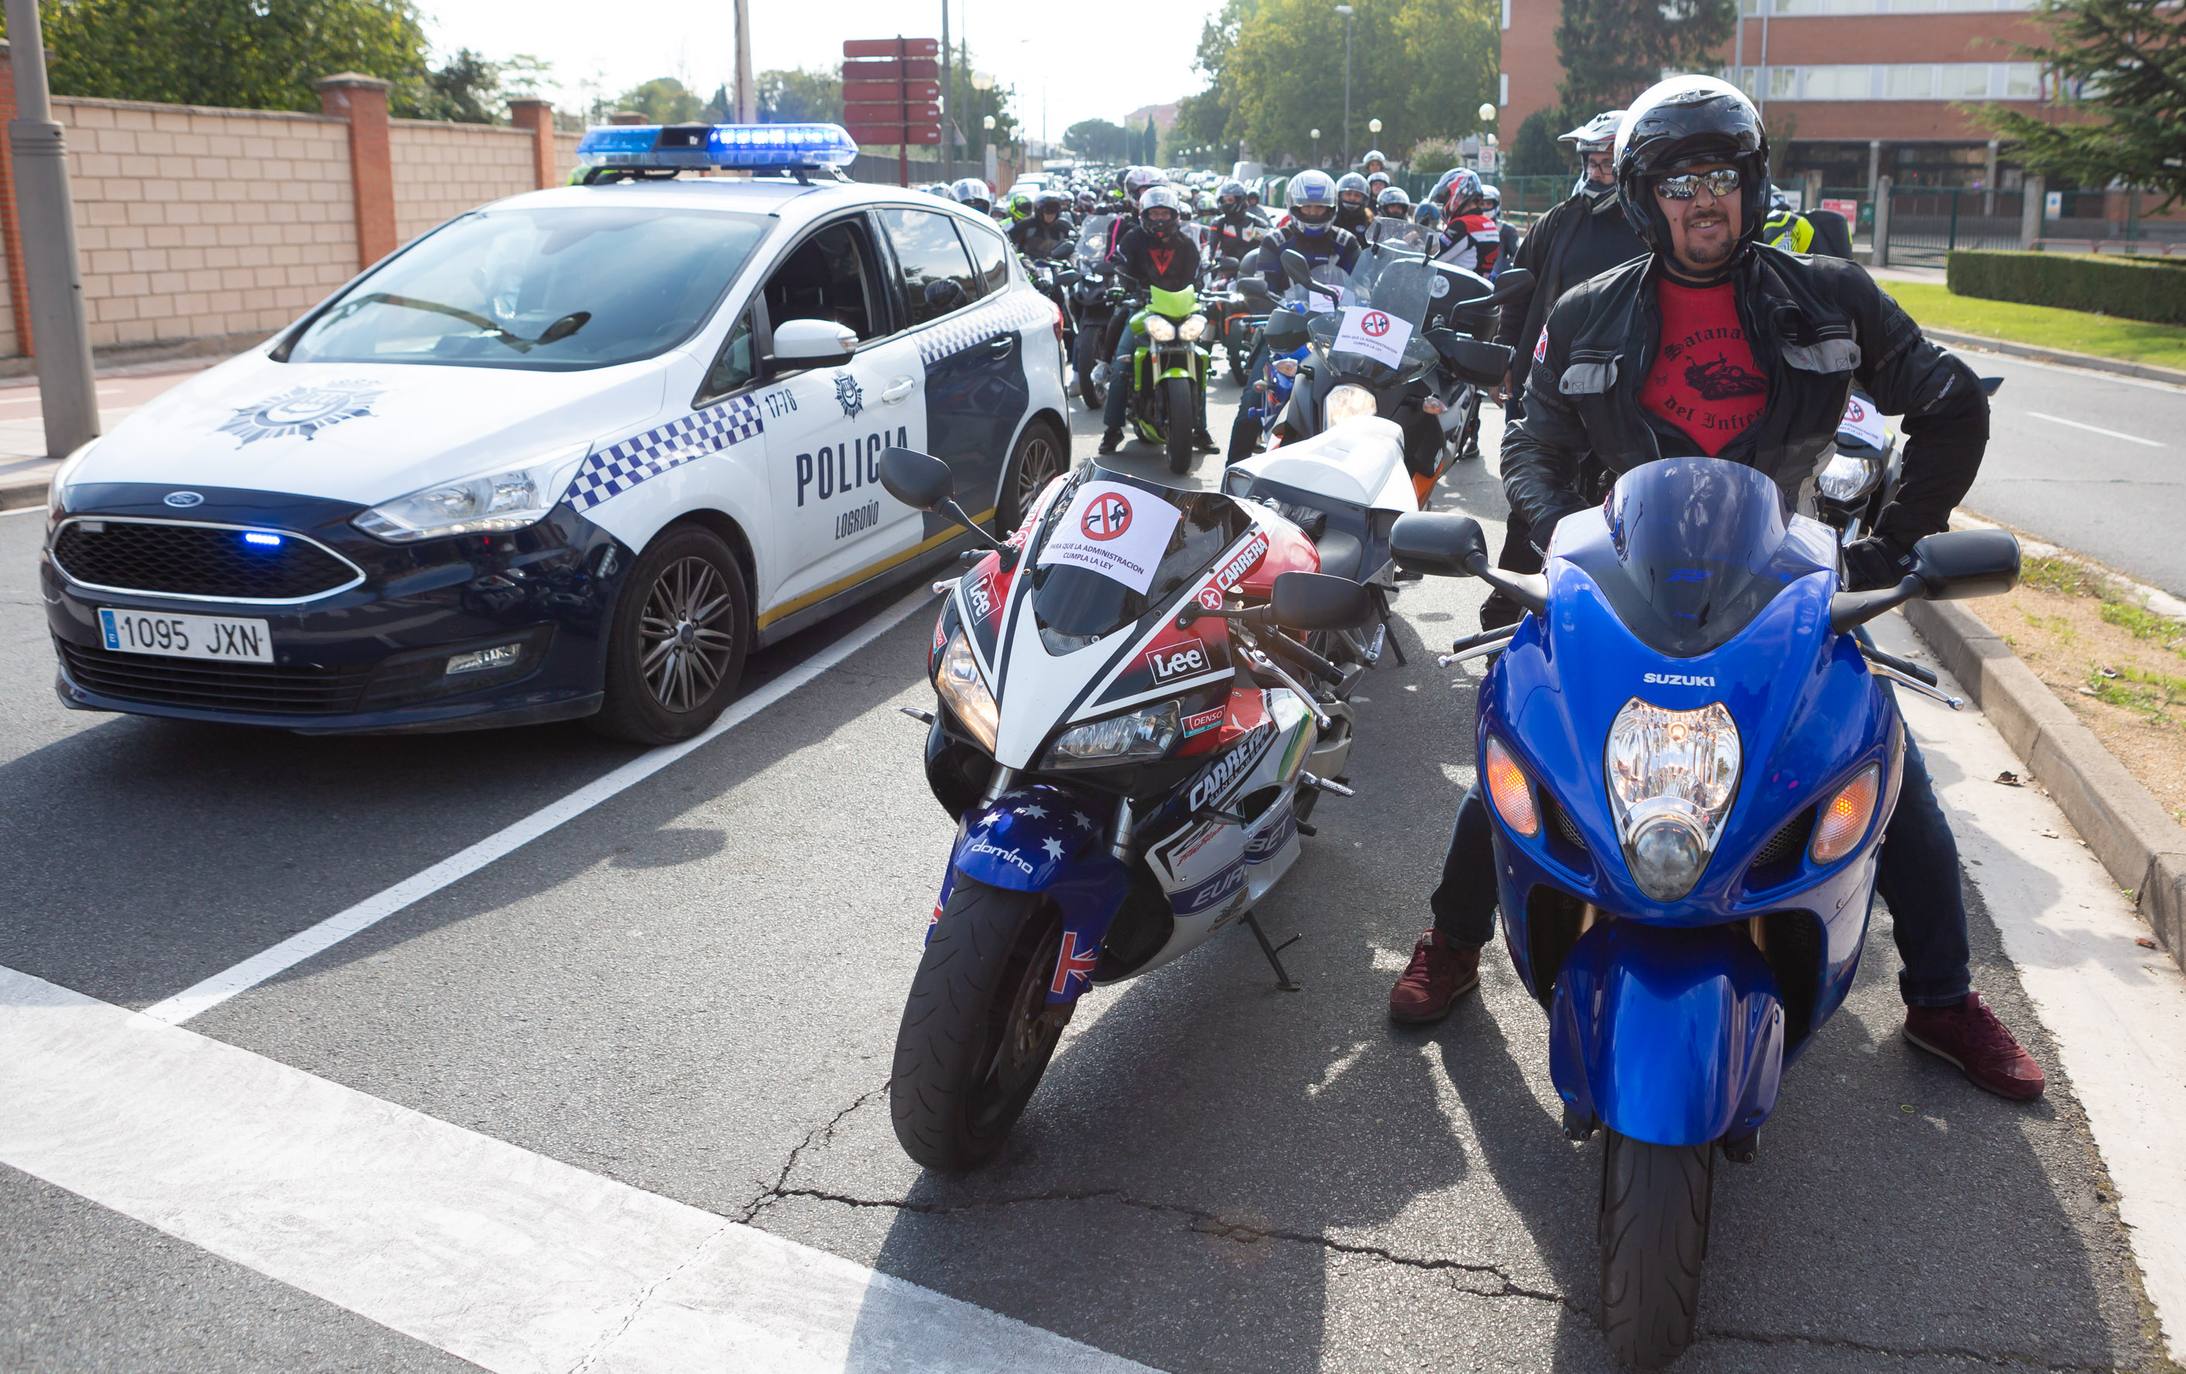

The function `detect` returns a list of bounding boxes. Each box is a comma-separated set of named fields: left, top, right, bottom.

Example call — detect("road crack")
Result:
left=739, top=1080, right=888, bottom=1224
left=565, top=1220, right=735, bottom=1374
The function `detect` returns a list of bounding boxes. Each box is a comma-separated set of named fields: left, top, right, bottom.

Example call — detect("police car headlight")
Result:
left=353, top=447, right=587, bottom=543
left=1144, top=316, right=1178, bottom=343
left=47, top=436, right=100, bottom=509
left=1325, top=384, right=1379, bottom=426
left=1045, top=701, right=1181, bottom=769
left=1178, top=315, right=1209, bottom=342
left=1817, top=450, right=1880, bottom=504
left=1605, top=699, right=1741, bottom=901
left=936, top=629, right=1000, bottom=753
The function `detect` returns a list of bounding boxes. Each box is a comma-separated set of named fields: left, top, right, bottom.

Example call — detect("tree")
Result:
left=1142, top=116, right=1159, bottom=165
left=410, top=48, right=501, bottom=123
left=1506, top=109, right=1567, bottom=178
left=756, top=67, right=842, bottom=124
left=1062, top=118, right=1131, bottom=162
left=615, top=76, right=702, bottom=124
left=1976, top=0, right=2186, bottom=207
left=1553, top=0, right=1737, bottom=117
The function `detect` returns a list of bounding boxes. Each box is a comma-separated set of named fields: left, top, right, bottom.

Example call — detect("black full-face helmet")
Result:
left=1614, top=74, right=1771, bottom=253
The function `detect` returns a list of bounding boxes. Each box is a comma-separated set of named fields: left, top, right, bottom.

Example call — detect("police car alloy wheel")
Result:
left=1000, top=421, right=1069, bottom=533
left=594, top=525, right=751, bottom=743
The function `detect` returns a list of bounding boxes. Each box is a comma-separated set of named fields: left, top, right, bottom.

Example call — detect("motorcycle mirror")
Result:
left=1391, top=512, right=1491, bottom=578
left=1978, top=376, right=2004, bottom=396
left=1485, top=267, right=1533, bottom=306
left=1238, top=278, right=1275, bottom=305
left=1913, top=527, right=2020, bottom=601
left=1270, top=571, right=1376, bottom=631
left=1433, top=332, right=1514, bottom=388
left=879, top=446, right=955, bottom=513
left=1280, top=248, right=1314, bottom=288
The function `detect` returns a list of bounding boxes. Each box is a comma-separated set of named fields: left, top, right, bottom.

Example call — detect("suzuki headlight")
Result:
left=1817, top=450, right=1880, bottom=504
left=354, top=446, right=586, bottom=542
left=1325, top=383, right=1378, bottom=426
left=936, top=629, right=1000, bottom=753
left=1145, top=315, right=1178, bottom=343
left=1178, top=314, right=1209, bottom=342
left=1045, top=700, right=1181, bottom=768
left=1605, top=699, right=1741, bottom=901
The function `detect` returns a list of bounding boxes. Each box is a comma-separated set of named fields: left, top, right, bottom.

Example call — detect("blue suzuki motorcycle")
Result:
left=1391, top=458, right=2018, bottom=1369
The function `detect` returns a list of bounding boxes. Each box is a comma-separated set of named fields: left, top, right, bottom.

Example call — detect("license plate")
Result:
left=97, top=608, right=273, bottom=663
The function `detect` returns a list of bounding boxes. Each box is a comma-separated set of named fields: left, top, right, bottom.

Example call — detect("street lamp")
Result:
left=1334, top=4, right=1355, bottom=169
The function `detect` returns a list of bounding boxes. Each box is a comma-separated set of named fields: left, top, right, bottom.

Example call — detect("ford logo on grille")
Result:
left=164, top=491, right=205, bottom=508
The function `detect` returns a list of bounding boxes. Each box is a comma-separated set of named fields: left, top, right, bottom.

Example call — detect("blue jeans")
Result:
left=1428, top=727, right=1972, bottom=1009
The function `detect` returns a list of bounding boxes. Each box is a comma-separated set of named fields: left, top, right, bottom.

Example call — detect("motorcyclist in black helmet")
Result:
left=1009, top=189, right=1076, bottom=260
left=1334, top=172, right=1375, bottom=235
left=1207, top=178, right=1266, bottom=264
left=1100, top=185, right=1215, bottom=456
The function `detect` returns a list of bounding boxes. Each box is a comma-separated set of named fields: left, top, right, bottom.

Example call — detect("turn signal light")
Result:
left=1810, top=764, right=1882, bottom=864
left=1484, top=735, right=1539, bottom=838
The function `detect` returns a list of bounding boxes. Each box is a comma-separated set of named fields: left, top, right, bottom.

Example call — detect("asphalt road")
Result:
left=0, top=390, right=2172, bottom=1372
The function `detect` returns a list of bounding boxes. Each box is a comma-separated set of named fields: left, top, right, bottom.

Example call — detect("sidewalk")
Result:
left=0, top=361, right=219, bottom=511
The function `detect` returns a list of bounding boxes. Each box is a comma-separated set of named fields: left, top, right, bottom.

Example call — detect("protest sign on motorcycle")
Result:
left=1036, top=479, right=1185, bottom=593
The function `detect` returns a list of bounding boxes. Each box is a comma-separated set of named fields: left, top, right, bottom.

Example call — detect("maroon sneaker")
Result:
left=1389, top=930, right=1482, bottom=1023
left=1903, top=992, right=2046, bottom=1101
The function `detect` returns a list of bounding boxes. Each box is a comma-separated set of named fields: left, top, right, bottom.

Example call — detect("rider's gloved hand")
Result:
left=1841, top=536, right=1918, bottom=592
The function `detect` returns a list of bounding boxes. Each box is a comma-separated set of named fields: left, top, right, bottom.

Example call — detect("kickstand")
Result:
left=1372, top=589, right=1408, bottom=666
left=1242, top=912, right=1303, bottom=992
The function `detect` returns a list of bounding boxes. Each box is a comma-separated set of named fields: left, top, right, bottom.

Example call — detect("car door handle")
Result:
left=986, top=334, right=1016, bottom=357
left=881, top=377, right=916, bottom=404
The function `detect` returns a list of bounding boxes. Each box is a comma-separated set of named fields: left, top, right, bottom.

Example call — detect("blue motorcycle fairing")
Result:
left=943, top=784, right=1130, bottom=1005
left=1549, top=919, right=1786, bottom=1146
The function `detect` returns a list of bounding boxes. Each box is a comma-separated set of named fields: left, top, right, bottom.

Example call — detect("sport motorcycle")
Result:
left=1069, top=213, right=1122, bottom=410
left=1391, top=461, right=2019, bottom=1369
left=879, top=442, right=1390, bottom=1172
left=1818, top=377, right=2003, bottom=544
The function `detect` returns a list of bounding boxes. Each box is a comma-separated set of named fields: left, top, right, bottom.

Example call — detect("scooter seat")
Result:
left=1313, top=527, right=1369, bottom=584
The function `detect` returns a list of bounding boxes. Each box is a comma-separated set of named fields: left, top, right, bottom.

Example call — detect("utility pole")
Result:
left=731, top=0, right=755, bottom=122
left=1335, top=4, right=1354, bottom=170
left=940, top=0, right=953, bottom=182
left=4, top=0, right=99, bottom=462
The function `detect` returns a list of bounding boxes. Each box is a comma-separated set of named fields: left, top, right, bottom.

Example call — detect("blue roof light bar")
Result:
left=575, top=123, right=860, bottom=172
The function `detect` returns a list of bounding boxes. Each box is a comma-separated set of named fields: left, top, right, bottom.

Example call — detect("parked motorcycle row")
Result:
left=897, top=165, right=2022, bottom=1371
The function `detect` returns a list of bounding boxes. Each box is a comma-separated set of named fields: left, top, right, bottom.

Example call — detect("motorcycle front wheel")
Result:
left=1163, top=375, right=1198, bottom=474
left=890, top=880, right=1068, bottom=1172
left=1598, top=1130, right=1714, bottom=1370
left=1074, top=329, right=1108, bottom=410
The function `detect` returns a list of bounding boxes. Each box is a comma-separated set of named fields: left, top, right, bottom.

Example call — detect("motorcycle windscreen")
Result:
left=1074, top=215, right=1118, bottom=272
left=1304, top=246, right=1439, bottom=388
left=1026, top=467, right=1249, bottom=641
left=1562, top=457, right=1834, bottom=658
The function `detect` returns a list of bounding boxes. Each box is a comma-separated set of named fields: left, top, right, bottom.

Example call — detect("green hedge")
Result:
left=1946, top=250, right=2186, bottom=326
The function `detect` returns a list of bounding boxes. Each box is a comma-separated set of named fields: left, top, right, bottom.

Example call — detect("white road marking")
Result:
left=1874, top=615, right=2186, bottom=1359
left=2024, top=411, right=2164, bottom=448
left=144, top=587, right=936, bottom=1026
left=0, top=966, right=1154, bottom=1374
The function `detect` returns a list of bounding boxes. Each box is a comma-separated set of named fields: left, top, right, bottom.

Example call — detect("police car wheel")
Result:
left=593, top=526, right=751, bottom=744
left=998, top=421, right=1068, bottom=533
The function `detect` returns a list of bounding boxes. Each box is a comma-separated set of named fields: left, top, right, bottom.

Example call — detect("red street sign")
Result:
left=847, top=99, right=942, bottom=122
left=845, top=124, right=943, bottom=146
left=843, top=79, right=940, bottom=103
left=838, top=56, right=939, bottom=81
left=844, top=37, right=939, bottom=58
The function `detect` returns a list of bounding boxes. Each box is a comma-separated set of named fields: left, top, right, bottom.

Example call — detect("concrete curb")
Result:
left=1923, top=327, right=2186, bottom=388
left=0, top=473, right=48, bottom=513
left=1905, top=597, right=2186, bottom=970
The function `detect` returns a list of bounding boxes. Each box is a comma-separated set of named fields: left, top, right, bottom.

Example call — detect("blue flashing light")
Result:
left=575, top=123, right=860, bottom=173
left=241, top=531, right=284, bottom=548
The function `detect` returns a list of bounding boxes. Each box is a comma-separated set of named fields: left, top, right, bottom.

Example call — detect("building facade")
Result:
left=1498, top=0, right=2055, bottom=191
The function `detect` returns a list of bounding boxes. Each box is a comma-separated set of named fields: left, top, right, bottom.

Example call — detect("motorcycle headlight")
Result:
left=1045, top=700, right=1181, bottom=769
left=1605, top=699, right=1741, bottom=901
left=1272, top=357, right=1300, bottom=377
left=1817, top=450, right=1880, bottom=504
left=1178, top=314, right=1209, bottom=342
left=354, top=446, right=587, bottom=542
left=1145, top=315, right=1179, bottom=343
left=1325, top=383, right=1378, bottom=426
left=936, top=629, right=1000, bottom=753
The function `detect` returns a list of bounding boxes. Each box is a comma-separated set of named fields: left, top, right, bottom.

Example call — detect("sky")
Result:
left=418, top=0, right=1226, bottom=140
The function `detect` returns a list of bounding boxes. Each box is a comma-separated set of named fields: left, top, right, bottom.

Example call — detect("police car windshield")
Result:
left=287, top=207, right=768, bottom=371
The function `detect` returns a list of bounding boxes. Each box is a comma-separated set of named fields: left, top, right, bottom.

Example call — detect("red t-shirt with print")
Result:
left=1638, top=278, right=1767, bottom=456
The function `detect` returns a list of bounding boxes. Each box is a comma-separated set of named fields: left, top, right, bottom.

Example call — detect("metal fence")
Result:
left=1882, top=187, right=2028, bottom=268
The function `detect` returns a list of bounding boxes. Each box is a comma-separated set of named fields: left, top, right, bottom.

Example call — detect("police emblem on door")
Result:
left=835, top=373, right=865, bottom=420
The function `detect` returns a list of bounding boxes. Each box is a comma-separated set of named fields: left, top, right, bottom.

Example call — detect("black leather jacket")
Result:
left=1503, top=245, right=1987, bottom=554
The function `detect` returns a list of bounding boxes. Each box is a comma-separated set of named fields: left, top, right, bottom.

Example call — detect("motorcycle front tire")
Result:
left=1074, top=329, right=1107, bottom=410
left=890, top=879, right=1067, bottom=1172
left=1162, top=375, right=1198, bottom=474
left=1598, top=1130, right=1715, bottom=1371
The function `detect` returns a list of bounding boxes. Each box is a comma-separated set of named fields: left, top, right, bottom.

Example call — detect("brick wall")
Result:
left=0, top=228, right=15, bottom=359
left=554, top=131, right=585, bottom=183
left=389, top=119, right=536, bottom=244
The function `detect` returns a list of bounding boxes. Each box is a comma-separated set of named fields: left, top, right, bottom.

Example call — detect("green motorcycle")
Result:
left=1124, top=283, right=1211, bottom=475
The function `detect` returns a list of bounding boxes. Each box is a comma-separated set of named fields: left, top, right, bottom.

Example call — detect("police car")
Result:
left=41, top=124, right=1071, bottom=741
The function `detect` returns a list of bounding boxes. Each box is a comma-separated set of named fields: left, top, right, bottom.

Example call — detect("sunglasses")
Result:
left=1654, top=168, right=1743, bottom=201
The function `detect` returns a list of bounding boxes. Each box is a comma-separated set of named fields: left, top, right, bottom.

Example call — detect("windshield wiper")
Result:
left=322, top=293, right=589, bottom=353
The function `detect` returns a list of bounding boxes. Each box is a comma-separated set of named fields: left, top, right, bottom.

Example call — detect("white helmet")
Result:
left=1559, top=110, right=1624, bottom=155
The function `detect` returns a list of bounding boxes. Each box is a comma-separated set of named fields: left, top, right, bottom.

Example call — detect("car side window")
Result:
left=958, top=219, right=1010, bottom=300
left=698, top=308, right=758, bottom=404
left=762, top=218, right=883, bottom=344
left=878, top=207, right=979, bottom=326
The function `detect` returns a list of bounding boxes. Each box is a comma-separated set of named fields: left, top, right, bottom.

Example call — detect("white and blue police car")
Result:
left=41, top=123, right=1071, bottom=741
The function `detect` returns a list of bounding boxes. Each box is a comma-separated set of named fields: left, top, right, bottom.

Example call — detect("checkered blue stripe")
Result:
left=915, top=292, right=1053, bottom=366
left=568, top=396, right=764, bottom=514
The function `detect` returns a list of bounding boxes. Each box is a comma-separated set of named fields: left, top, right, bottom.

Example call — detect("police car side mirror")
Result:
left=771, top=318, right=857, bottom=371
left=879, top=447, right=955, bottom=513
left=1280, top=248, right=1313, bottom=288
